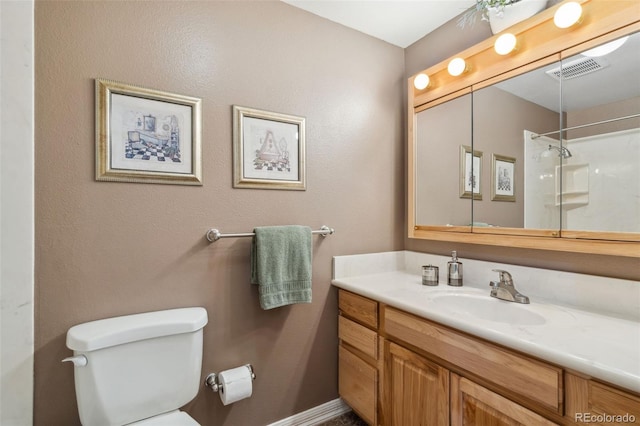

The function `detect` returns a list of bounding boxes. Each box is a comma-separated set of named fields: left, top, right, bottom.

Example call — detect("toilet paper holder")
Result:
left=204, top=364, right=256, bottom=393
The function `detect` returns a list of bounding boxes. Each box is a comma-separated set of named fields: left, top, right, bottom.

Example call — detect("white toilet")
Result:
left=63, top=307, right=208, bottom=426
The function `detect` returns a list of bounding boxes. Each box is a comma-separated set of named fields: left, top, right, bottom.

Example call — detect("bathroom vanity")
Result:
left=339, top=2, right=640, bottom=423
left=333, top=251, right=640, bottom=425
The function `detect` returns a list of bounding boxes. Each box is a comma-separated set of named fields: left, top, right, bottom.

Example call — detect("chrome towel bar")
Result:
left=206, top=225, right=335, bottom=243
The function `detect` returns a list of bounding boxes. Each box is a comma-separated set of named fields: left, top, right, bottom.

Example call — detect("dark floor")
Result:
left=318, top=411, right=368, bottom=426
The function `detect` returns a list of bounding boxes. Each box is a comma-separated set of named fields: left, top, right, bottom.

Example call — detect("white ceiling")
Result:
left=281, top=0, right=476, bottom=48
left=494, top=32, right=640, bottom=112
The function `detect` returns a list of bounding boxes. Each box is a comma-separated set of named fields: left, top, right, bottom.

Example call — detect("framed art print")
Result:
left=492, top=154, right=516, bottom=201
left=95, top=79, right=202, bottom=185
left=460, top=145, right=482, bottom=200
left=233, top=105, right=306, bottom=190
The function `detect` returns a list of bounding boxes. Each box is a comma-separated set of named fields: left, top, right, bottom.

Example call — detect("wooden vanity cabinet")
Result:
left=337, top=290, right=640, bottom=425
left=338, top=290, right=383, bottom=425
left=383, top=304, right=561, bottom=425
left=383, top=306, right=563, bottom=417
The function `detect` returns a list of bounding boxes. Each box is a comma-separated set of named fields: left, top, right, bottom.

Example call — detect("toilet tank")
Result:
left=66, top=307, right=208, bottom=426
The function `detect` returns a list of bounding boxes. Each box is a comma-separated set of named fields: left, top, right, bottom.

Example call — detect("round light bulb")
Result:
left=494, top=33, right=517, bottom=55
left=414, top=73, right=430, bottom=90
left=448, top=57, right=467, bottom=77
left=554, top=2, right=582, bottom=29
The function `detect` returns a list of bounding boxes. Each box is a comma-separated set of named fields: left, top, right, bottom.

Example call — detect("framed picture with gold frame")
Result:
left=95, top=79, right=202, bottom=185
left=233, top=105, right=306, bottom=190
left=460, top=145, right=482, bottom=200
left=492, top=154, right=516, bottom=202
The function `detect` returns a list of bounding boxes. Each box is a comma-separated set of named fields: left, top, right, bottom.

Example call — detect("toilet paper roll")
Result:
left=218, top=366, right=253, bottom=406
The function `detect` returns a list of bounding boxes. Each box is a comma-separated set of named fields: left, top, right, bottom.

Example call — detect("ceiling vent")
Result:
left=546, top=57, right=610, bottom=81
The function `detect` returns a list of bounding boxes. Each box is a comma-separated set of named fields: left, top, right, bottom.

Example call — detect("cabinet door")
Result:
left=565, top=373, right=640, bottom=425
left=339, top=345, right=377, bottom=425
left=451, top=373, right=558, bottom=426
left=385, top=341, right=449, bottom=426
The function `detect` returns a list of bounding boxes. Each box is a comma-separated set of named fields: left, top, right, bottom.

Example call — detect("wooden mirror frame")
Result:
left=408, top=0, right=640, bottom=257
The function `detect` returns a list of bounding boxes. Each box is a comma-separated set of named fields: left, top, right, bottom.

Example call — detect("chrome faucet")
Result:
left=489, top=269, right=530, bottom=304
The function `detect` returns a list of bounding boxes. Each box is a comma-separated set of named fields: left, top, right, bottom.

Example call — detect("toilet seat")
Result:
left=128, top=410, right=200, bottom=426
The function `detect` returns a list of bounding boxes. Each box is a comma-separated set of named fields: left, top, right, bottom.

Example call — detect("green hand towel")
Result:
left=250, top=225, right=312, bottom=310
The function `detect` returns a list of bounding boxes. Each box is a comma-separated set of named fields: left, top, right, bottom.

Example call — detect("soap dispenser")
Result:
left=447, top=251, right=463, bottom=286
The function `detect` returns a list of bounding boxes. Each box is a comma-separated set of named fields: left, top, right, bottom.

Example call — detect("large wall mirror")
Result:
left=561, top=32, right=640, bottom=236
left=415, top=93, right=472, bottom=228
left=473, top=61, right=562, bottom=233
left=408, top=1, right=640, bottom=257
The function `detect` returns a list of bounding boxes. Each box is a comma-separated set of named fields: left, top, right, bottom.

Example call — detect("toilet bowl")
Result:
left=63, top=307, right=208, bottom=426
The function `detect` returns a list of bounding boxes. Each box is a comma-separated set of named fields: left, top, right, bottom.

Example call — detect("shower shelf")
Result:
left=555, top=164, right=589, bottom=208
left=556, top=192, right=589, bottom=209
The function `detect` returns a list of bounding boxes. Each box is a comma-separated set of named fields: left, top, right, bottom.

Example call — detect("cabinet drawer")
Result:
left=451, top=373, right=558, bottom=425
left=339, top=289, right=378, bottom=329
left=339, top=345, right=377, bottom=425
left=339, top=315, right=378, bottom=360
left=384, top=306, right=563, bottom=414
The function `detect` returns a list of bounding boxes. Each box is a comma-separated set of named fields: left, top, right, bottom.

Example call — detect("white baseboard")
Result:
left=267, top=398, right=351, bottom=426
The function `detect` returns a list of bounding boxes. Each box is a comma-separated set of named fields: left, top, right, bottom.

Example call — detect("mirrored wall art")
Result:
left=460, top=145, right=482, bottom=200
left=491, top=154, right=516, bottom=202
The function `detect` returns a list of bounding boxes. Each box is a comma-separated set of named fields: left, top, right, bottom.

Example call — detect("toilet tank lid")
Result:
left=66, top=307, right=208, bottom=352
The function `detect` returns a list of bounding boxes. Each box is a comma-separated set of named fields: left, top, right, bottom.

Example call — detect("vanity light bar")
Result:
left=414, top=1, right=587, bottom=92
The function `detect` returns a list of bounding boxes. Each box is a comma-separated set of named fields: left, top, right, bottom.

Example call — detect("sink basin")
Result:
left=432, top=294, right=546, bottom=325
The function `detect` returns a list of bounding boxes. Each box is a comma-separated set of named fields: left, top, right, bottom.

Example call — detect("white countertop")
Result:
left=332, top=264, right=640, bottom=394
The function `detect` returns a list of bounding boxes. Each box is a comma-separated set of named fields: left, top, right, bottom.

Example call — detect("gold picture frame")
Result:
left=233, top=105, right=306, bottom=190
left=492, top=154, right=516, bottom=202
left=95, top=79, right=202, bottom=185
left=459, top=145, right=482, bottom=200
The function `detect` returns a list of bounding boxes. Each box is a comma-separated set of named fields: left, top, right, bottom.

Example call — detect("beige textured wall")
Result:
left=404, top=11, right=640, bottom=281
left=34, top=1, right=404, bottom=425
left=404, top=16, right=490, bottom=78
